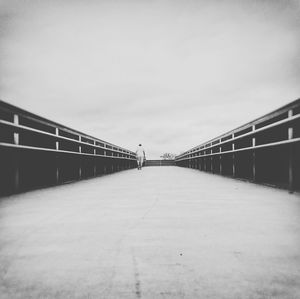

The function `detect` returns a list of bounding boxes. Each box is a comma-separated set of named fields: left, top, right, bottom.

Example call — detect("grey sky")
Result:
left=1, top=0, right=300, bottom=158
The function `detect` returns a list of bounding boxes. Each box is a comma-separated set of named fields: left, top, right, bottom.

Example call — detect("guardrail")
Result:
left=0, top=100, right=137, bottom=196
left=175, top=99, right=300, bottom=192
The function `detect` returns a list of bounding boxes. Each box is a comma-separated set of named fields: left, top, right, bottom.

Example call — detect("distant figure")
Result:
left=136, top=144, right=146, bottom=170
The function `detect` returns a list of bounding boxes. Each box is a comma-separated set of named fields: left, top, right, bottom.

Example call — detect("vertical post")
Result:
left=55, top=128, right=60, bottom=184
left=219, top=147, right=222, bottom=175
left=55, top=128, right=59, bottom=151
left=210, top=149, right=213, bottom=173
left=93, top=141, right=97, bottom=176
left=13, top=114, right=19, bottom=145
left=103, top=145, right=107, bottom=174
left=13, top=114, right=19, bottom=192
left=116, top=151, right=119, bottom=171
left=78, top=136, right=82, bottom=179
left=288, top=110, right=294, bottom=192
left=232, top=139, right=235, bottom=177
left=78, top=136, right=82, bottom=153
left=252, top=125, right=256, bottom=182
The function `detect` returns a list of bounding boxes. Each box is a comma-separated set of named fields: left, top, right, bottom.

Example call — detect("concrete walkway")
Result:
left=0, top=166, right=300, bottom=299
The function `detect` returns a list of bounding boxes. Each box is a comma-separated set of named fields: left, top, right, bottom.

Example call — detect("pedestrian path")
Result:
left=0, top=167, right=299, bottom=298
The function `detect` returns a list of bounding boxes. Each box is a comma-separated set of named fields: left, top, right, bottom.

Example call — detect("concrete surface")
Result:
left=0, top=166, right=300, bottom=299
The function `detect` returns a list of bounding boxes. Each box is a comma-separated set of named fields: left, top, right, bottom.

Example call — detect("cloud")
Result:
left=1, top=0, right=300, bottom=158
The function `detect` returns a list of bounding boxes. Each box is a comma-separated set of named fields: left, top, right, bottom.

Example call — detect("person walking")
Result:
left=136, top=144, right=146, bottom=170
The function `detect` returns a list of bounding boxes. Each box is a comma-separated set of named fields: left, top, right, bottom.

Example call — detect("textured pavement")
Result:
left=0, top=166, right=300, bottom=299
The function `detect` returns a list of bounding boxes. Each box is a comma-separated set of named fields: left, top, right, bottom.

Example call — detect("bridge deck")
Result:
left=0, top=167, right=299, bottom=299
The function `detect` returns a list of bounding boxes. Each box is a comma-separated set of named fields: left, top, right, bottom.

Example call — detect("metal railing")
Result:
left=0, top=100, right=137, bottom=196
left=175, top=99, right=300, bottom=192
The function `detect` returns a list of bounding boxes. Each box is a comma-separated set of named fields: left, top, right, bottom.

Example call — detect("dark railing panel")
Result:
left=145, top=160, right=175, bottom=166
left=175, top=99, right=300, bottom=192
left=0, top=100, right=137, bottom=196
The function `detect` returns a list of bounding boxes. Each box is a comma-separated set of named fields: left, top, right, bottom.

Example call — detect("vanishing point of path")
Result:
left=0, top=166, right=300, bottom=299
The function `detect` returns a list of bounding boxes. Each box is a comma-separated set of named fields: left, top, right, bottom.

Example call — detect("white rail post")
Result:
left=252, top=125, right=256, bottom=182
left=78, top=136, right=82, bottom=179
left=55, top=128, right=60, bottom=184
left=288, top=110, right=294, bottom=192
left=210, top=148, right=213, bottom=173
left=219, top=147, right=222, bottom=175
left=13, top=114, right=19, bottom=191
left=13, top=114, right=19, bottom=145
left=103, top=144, right=107, bottom=174
left=232, top=136, right=235, bottom=177
left=93, top=141, right=97, bottom=177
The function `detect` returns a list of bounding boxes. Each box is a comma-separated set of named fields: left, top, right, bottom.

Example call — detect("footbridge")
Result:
left=0, top=99, right=300, bottom=299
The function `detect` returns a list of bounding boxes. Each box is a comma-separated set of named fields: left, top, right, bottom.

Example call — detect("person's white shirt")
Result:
left=136, top=146, right=145, bottom=158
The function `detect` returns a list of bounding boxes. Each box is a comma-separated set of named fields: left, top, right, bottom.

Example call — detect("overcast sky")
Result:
left=1, top=0, right=299, bottom=158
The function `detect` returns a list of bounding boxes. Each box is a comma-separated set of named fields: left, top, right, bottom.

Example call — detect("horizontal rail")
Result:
left=0, top=100, right=133, bottom=155
left=0, top=143, right=136, bottom=160
left=177, top=100, right=300, bottom=159
left=176, top=99, right=300, bottom=192
left=177, top=114, right=300, bottom=159
left=0, top=120, right=135, bottom=158
left=0, top=100, right=137, bottom=196
left=176, top=138, right=300, bottom=161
